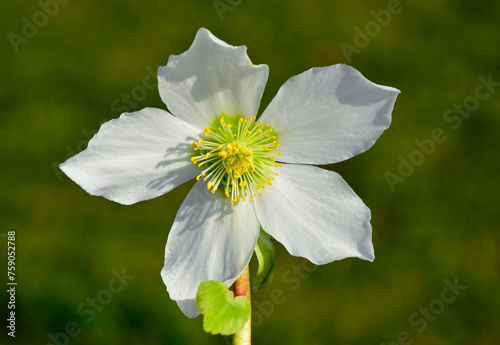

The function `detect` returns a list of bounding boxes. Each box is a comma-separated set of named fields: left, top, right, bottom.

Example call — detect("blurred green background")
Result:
left=1, top=0, right=499, bottom=344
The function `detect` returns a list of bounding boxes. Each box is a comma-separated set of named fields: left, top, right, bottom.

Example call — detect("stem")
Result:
left=233, top=265, right=251, bottom=345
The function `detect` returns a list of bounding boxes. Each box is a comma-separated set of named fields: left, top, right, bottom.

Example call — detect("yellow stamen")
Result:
left=192, top=115, right=280, bottom=206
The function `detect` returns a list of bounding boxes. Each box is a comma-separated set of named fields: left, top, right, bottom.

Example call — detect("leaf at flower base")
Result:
left=252, top=230, right=276, bottom=292
left=195, top=281, right=251, bottom=335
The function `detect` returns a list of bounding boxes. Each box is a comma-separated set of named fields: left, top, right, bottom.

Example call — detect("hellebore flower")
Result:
left=60, top=28, right=399, bottom=318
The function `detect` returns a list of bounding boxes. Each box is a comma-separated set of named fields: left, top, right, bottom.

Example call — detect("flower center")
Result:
left=191, top=116, right=282, bottom=205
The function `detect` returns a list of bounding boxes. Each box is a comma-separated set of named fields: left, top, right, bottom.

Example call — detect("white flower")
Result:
left=60, top=28, right=399, bottom=318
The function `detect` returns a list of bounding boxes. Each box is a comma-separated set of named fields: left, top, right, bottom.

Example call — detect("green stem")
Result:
left=233, top=265, right=251, bottom=345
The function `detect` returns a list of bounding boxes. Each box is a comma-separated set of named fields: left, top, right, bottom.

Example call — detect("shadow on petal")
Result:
left=147, top=137, right=200, bottom=193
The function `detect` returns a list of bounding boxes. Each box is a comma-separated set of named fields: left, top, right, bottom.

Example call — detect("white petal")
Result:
left=158, top=28, right=269, bottom=130
left=60, top=108, right=200, bottom=205
left=176, top=299, right=199, bottom=319
left=259, top=64, right=400, bottom=164
left=161, top=180, right=260, bottom=318
left=254, top=164, right=374, bottom=265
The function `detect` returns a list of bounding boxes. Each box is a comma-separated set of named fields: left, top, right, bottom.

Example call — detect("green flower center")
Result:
left=191, top=116, right=282, bottom=205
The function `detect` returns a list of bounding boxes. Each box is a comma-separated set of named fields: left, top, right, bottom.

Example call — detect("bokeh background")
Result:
left=1, top=0, right=499, bottom=344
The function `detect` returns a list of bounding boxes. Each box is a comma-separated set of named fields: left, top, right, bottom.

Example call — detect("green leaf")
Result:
left=196, top=281, right=251, bottom=335
left=252, top=230, right=276, bottom=292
